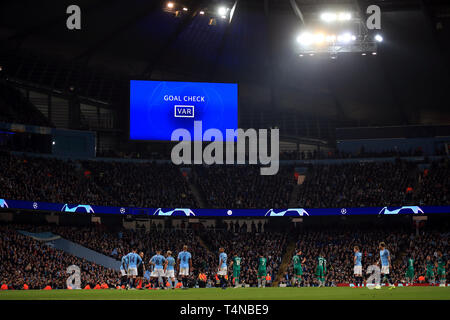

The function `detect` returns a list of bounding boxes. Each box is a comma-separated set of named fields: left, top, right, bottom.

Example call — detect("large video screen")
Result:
left=130, top=80, right=238, bottom=141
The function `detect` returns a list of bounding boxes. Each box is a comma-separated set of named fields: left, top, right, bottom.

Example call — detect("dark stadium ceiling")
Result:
left=1, top=0, right=450, bottom=128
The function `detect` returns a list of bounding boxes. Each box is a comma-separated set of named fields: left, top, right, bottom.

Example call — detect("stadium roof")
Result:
left=1, top=0, right=450, bottom=133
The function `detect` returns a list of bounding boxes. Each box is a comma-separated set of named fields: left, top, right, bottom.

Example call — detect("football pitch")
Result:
left=1, top=287, right=449, bottom=300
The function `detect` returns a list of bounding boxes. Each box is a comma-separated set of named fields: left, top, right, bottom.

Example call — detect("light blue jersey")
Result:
left=150, top=254, right=166, bottom=269
left=121, top=255, right=129, bottom=270
left=126, top=252, right=142, bottom=268
left=380, top=249, right=390, bottom=266
left=355, top=252, right=362, bottom=266
left=219, top=252, right=228, bottom=268
left=166, top=256, right=175, bottom=270
left=178, top=251, right=191, bottom=268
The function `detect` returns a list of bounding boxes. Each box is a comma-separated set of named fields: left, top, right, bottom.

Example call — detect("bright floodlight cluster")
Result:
left=218, top=6, right=230, bottom=19
left=320, top=12, right=352, bottom=22
left=297, top=32, right=357, bottom=46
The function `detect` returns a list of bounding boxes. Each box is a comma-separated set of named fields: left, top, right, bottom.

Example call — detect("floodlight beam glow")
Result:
left=321, top=11, right=352, bottom=22
left=218, top=7, right=227, bottom=16
left=297, top=31, right=356, bottom=46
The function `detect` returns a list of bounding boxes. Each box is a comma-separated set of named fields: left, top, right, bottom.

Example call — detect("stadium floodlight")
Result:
left=320, top=12, right=337, bottom=22
left=321, top=12, right=351, bottom=22
left=314, top=33, right=325, bottom=44
left=297, top=32, right=314, bottom=46
left=375, top=34, right=383, bottom=42
left=326, top=35, right=336, bottom=43
left=337, top=32, right=353, bottom=43
left=218, top=7, right=227, bottom=16
left=338, top=12, right=351, bottom=21
left=167, top=2, right=174, bottom=8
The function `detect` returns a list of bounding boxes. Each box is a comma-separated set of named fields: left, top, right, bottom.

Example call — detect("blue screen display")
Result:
left=130, top=80, right=238, bottom=141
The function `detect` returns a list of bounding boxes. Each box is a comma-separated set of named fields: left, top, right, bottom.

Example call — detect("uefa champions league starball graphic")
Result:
left=378, top=206, right=424, bottom=215
left=153, top=208, right=195, bottom=216
left=265, top=208, right=309, bottom=217
left=61, top=204, right=95, bottom=213
left=0, top=199, right=8, bottom=208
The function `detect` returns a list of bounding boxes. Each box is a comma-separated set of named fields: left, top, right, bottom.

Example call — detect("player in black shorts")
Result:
left=137, top=251, right=145, bottom=289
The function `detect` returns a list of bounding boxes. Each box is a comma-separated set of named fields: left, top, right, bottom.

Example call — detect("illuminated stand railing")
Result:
left=1, top=198, right=449, bottom=217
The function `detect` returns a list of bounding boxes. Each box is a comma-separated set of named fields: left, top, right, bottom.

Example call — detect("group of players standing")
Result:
left=120, top=245, right=191, bottom=289
left=290, top=242, right=448, bottom=288
left=119, top=241, right=447, bottom=289
left=119, top=245, right=270, bottom=289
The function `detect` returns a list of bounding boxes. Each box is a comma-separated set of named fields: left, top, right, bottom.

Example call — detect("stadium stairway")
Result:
left=273, top=238, right=297, bottom=287
left=186, top=179, right=206, bottom=208
left=48, top=237, right=121, bottom=270
left=197, top=234, right=214, bottom=256
left=288, top=184, right=301, bottom=207
left=18, top=230, right=120, bottom=270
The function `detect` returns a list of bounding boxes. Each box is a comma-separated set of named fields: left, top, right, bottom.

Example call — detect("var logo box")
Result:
left=174, top=105, right=194, bottom=118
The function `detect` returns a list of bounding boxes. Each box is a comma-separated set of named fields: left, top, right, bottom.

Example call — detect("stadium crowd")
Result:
left=81, top=160, right=197, bottom=208
left=192, top=165, right=294, bottom=208
left=415, top=159, right=450, bottom=206
left=295, top=159, right=449, bottom=208
left=0, top=225, right=119, bottom=290
left=0, top=152, right=108, bottom=205
left=1, top=151, right=449, bottom=210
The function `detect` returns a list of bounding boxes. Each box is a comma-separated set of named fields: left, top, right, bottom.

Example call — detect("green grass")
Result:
left=1, top=287, right=450, bottom=300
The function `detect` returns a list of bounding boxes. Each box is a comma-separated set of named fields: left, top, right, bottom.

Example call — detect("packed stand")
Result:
left=1, top=151, right=449, bottom=209
left=415, top=158, right=450, bottom=206
left=295, top=159, right=421, bottom=208
left=81, top=160, right=197, bottom=208
left=0, top=224, right=119, bottom=290
left=192, top=165, right=294, bottom=208
left=0, top=152, right=109, bottom=205
left=0, top=152, right=196, bottom=208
